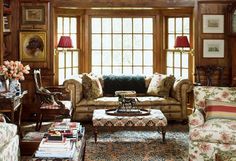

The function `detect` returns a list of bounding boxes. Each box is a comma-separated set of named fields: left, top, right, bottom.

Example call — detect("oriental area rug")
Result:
left=84, top=122, right=189, bottom=161
left=21, top=122, right=189, bottom=161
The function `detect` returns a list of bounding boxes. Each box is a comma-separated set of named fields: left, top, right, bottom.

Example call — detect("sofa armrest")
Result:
left=171, top=78, right=193, bottom=101
left=188, top=109, right=205, bottom=129
left=63, top=78, right=83, bottom=106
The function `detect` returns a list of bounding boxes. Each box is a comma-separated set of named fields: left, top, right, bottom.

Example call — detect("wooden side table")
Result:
left=0, top=90, right=27, bottom=135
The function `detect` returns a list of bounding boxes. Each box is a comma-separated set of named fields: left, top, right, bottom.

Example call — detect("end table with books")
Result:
left=32, top=121, right=85, bottom=161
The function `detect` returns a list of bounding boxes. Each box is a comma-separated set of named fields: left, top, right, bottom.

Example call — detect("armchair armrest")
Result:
left=63, top=78, right=83, bottom=106
left=45, top=86, right=71, bottom=100
left=188, top=109, right=205, bottom=129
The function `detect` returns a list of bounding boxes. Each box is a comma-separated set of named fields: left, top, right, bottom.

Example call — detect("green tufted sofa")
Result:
left=63, top=74, right=193, bottom=122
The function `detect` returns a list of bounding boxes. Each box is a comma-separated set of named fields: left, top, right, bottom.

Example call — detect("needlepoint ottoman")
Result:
left=92, top=109, right=167, bottom=143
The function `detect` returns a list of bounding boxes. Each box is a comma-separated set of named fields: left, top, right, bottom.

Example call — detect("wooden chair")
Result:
left=195, top=65, right=224, bottom=86
left=33, top=69, right=73, bottom=131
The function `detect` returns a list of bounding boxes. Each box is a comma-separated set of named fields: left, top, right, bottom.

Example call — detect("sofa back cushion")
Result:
left=194, top=86, right=236, bottom=110
left=103, top=75, right=146, bottom=95
left=82, top=73, right=103, bottom=99
left=147, top=73, right=175, bottom=97
left=205, top=100, right=236, bottom=120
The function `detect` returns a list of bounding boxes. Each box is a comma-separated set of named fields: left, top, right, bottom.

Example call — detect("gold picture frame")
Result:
left=22, top=6, right=45, bottom=25
left=19, top=31, right=46, bottom=62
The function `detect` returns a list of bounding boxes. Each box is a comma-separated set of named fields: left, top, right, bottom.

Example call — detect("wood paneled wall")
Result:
left=5, top=0, right=235, bottom=120
left=194, top=0, right=233, bottom=86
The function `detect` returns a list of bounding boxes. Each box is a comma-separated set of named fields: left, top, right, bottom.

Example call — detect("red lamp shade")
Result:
left=57, top=36, right=73, bottom=48
left=174, top=36, right=190, bottom=48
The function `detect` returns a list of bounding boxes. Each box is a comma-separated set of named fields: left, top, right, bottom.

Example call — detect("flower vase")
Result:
left=9, top=79, right=21, bottom=95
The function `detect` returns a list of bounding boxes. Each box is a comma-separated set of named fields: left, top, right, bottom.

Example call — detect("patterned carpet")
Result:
left=84, top=122, right=189, bottom=161
left=21, top=121, right=189, bottom=161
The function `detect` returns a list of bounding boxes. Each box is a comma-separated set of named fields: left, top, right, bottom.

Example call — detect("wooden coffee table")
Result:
left=92, top=109, right=167, bottom=143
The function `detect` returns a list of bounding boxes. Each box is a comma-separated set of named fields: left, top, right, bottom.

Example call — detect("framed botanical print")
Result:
left=202, top=15, right=224, bottom=33
left=203, top=39, right=224, bottom=58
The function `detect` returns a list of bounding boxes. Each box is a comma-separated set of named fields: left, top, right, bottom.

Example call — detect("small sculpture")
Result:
left=117, top=94, right=140, bottom=113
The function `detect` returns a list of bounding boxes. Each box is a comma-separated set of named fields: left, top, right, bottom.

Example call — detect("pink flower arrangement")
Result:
left=0, top=60, right=30, bottom=80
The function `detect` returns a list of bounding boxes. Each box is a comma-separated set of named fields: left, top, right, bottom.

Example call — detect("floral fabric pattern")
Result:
left=189, top=86, right=236, bottom=161
left=0, top=123, right=19, bottom=161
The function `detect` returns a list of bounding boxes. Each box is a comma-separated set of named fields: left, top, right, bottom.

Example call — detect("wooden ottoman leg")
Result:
left=161, top=127, right=166, bottom=144
left=94, top=126, right=98, bottom=143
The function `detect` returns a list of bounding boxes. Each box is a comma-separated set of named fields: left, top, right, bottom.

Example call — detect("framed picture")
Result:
left=203, top=15, right=224, bottom=33
left=22, top=6, right=45, bottom=25
left=19, top=31, right=47, bottom=62
left=203, top=39, right=224, bottom=58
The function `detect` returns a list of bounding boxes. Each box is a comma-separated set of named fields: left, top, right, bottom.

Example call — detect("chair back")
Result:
left=194, top=86, right=236, bottom=110
left=33, top=69, right=43, bottom=91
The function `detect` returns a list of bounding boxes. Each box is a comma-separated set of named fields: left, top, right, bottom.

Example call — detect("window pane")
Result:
left=113, top=34, right=122, bottom=49
left=144, top=34, right=153, bottom=49
left=174, top=52, right=181, bottom=67
left=102, top=18, right=111, bottom=33
left=92, top=67, right=101, bottom=75
left=182, top=69, right=188, bottom=79
left=92, top=34, right=101, bottom=49
left=143, top=18, right=153, bottom=33
left=123, top=34, right=132, bottom=49
left=73, top=52, right=78, bottom=66
left=183, top=18, right=190, bottom=34
left=102, top=67, right=111, bottom=74
left=182, top=53, right=188, bottom=68
left=176, top=18, right=183, bottom=33
left=64, top=18, right=70, bottom=33
left=102, top=51, right=111, bottom=65
left=123, top=51, right=132, bottom=65
left=168, top=34, right=175, bottom=49
left=144, top=67, right=153, bottom=75
left=92, top=18, right=101, bottom=33
left=134, top=51, right=142, bottom=65
left=113, top=51, right=122, bottom=65
left=57, top=17, right=63, bottom=33
left=174, top=68, right=181, bottom=78
left=66, top=51, right=72, bottom=67
left=167, top=67, right=173, bottom=75
left=133, top=18, right=142, bottom=33
left=71, top=34, right=77, bottom=49
left=123, top=18, right=132, bottom=33
left=73, top=68, right=78, bottom=75
left=144, top=51, right=153, bottom=65
left=123, top=67, right=132, bottom=74
left=133, top=34, right=142, bottom=49
left=71, top=18, right=77, bottom=33
left=92, top=51, right=101, bottom=65
left=168, top=18, right=174, bottom=33
left=133, top=67, right=142, bottom=74
left=113, top=67, right=122, bottom=74
left=113, top=18, right=122, bottom=33
left=102, top=34, right=111, bottom=49
left=59, top=69, right=64, bottom=85
left=58, top=52, right=65, bottom=68
left=167, top=52, right=173, bottom=67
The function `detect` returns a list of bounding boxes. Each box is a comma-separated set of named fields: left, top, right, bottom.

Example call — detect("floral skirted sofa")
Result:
left=0, top=114, right=19, bottom=161
left=189, top=86, right=236, bottom=161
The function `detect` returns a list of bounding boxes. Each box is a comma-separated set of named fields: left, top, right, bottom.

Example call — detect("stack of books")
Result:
left=33, top=122, right=84, bottom=160
left=3, top=16, right=10, bottom=32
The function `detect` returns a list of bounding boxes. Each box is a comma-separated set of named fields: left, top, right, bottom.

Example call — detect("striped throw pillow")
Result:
left=205, top=100, right=236, bottom=120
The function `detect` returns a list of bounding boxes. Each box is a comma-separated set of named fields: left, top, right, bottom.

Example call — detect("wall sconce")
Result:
left=55, top=36, right=73, bottom=55
left=174, top=36, right=194, bottom=56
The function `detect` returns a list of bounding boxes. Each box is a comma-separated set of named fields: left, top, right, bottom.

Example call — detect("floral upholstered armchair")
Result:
left=188, top=86, right=236, bottom=161
left=0, top=113, right=19, bottom=161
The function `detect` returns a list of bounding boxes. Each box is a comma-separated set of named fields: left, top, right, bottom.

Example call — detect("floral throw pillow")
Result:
left=82, top=73, right=103, bottom=99
left=147, top=73, right=175, bottom=97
